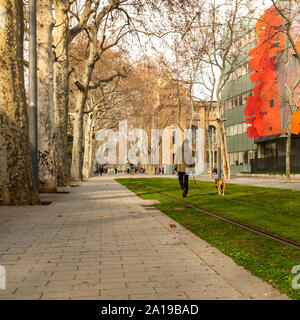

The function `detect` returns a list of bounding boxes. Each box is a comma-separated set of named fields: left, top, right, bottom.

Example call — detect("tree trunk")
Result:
left=208, top=132, right=212, bottom=178
left=286, top=105, right=293, bottom=183
left=216, top=73, right=230, bottom=180
left=53, top=0, right=70, bottom=187
left=0, top=0, right=39, bottom=205
left=88, top=130, right=96, bottom=177
left=71, top=32, right=97, bottom=182
left=205, top=107, right=213, bottom=178
left=82, top=114, right=93, bottom=179
left=37, top=0, right=57, bottom=193
left=219, top=120, right=231, bottom=180
left=71, top=92, right=85, bottom=181
left=212, top=146, right=215, bottom=168
left=284, top=0, right=293, bottom=184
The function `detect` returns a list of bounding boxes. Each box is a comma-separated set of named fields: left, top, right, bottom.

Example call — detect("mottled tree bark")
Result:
left=88, top=137, right=96, bottom=177
left=37, top=0, right=57, bottom=193
left=205, top=108, right=213, bottom=178
left=71, top=90, right=87, bottom=181
left=219, top=120, right=230, bottom=179
left=71, top=31, right=97, bottom=182
left=53, top=0, right=70, bottom=187
left=82, top=113, right=93, bottom=179
left=216, top=69, right=231, bottom=180
left=286, top=109, right=292, bottom=183
left=0, top=0, right=39, bottom=205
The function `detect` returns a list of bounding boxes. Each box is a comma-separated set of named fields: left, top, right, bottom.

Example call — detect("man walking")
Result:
left=174, top=139, right=194, bottom=198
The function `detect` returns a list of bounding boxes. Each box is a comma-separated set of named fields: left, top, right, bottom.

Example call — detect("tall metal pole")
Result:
left=29, top=0, right=38, bottom=191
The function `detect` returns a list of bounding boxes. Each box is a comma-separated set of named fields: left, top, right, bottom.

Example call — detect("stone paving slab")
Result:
left=0, top=176, right=289, bottom=300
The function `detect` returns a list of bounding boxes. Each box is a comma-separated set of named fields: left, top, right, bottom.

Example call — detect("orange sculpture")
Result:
left=245, top=7, right=300, bottom=138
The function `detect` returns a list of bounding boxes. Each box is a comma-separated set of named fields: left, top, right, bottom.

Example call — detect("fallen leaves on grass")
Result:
left=174, top=207, right=185, bottom=211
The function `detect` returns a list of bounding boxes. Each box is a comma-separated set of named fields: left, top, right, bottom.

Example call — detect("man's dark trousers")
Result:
left=178, top=172, right=189, bottom=194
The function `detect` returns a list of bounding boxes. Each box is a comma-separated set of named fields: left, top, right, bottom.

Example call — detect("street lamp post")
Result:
left=29, top=0, right=38, bottom=191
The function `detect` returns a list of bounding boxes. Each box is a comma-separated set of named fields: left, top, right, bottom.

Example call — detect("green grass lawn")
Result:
left=117, top=177, right=300, bottom=300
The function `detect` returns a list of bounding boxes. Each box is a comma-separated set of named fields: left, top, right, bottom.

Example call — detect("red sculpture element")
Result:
left=245, top=7, right=284, bottom=138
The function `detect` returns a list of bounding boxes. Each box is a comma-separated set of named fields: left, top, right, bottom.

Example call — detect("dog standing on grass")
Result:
left=215, top=178, right=226, bottom=196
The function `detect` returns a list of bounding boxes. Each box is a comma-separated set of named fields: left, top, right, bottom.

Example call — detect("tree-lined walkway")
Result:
left=0, top=177, right=288, bottom=300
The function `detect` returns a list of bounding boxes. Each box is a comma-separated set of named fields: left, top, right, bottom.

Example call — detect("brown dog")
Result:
left=215, top=178, right=226, bottom=196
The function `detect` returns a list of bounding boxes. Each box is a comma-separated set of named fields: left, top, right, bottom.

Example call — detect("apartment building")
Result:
left=221, top=23, right=258, bottom=174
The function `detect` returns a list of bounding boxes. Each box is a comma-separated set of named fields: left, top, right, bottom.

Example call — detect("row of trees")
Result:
left=0, top=0, right=299, bottom=205
left=0, top=0, right=195, bottom=205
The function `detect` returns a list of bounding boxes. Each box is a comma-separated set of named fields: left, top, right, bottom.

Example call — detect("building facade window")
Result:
left=227, top=63, right=252, bottom=83
left=244, top=151, right=249, bottom=165
left=239, top=152, right=243, bottom=165
left=224, top=91, right=252, bottom=111
left=209, top=126, right=216, bottom=144
left=172, top=130, right=175, bottom=144
left=229, top=152, right=234, bottom=165
left=239, top=94, right=243, bottom=106
left=191, top=125, right=197, bottom=145
left=233, top=124, right=238, bottom=135
left=229, top=150, right=258, bottom=166
left=225, top=122, right=251, bottom=137
left=234, top=96, right=239, bottom=107
left=234, top=152, right=239, bottom=165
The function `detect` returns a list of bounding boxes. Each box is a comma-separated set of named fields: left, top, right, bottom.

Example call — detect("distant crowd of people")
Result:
left=95, top=166, right=166, bottom=176
left=154, top=167, right=165, bottom=175
left=96, top=165, right=216, bottom=177
left=96, top=166, right=149, bottom=176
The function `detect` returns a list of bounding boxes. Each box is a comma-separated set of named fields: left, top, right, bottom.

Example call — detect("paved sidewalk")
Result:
left=198, top=175, right=300, bottom=190
left=0, top=177, right=288, bottom=300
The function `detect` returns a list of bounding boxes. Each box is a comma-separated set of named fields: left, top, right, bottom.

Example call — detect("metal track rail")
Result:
left=140, top=186, right=300, bottom=250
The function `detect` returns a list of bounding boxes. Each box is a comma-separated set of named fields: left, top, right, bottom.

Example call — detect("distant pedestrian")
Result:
left=99, top=167, right=104, bottom=176
left=174, top=139, right=194, bottom=198
left=114, top=168, right=118, bottom=174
